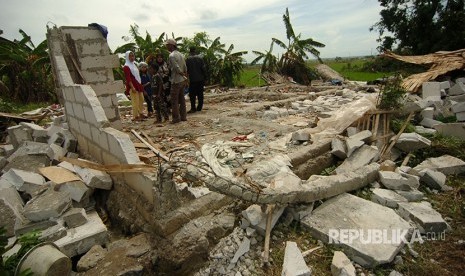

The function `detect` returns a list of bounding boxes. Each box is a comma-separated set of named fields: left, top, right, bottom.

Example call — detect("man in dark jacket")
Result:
left=186, top=46, right=206, bottom=113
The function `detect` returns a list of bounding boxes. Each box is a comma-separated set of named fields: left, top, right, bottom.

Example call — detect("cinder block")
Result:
left=457, top=111, right=465, bottom=122
left=62, top=86, right=76, bottom=102
left=440, top=81, right=451, bottom=90
left=72, top=103, right=85, bottom=121
left=81, top=69, right=111, bottom=83
left=87, top=142, right=103, bottom=163
left=79, top=55, right=119, bottom=70
left=103, top=107, right=117, bottom=122
left=98, top=95, right=113, bottom=109
left=452, top=102, right=465, bottom=113
left=83, top=106, right=99, bottom=127
left=91, top=127, right=109, bottom=151
left=90, top=81, right=123, bottom=97
left=103, top=128, right=139, bottom=164
left=78, top=121, right=92, bottom=140
left=53, top=56, right=74, bottom=86
left=449, top=82, right=465, bottom=96
left=420, top=107, right=434, bottom=119
left=123, top=173, right=155, bottom=204
left=76, top=41, right=111, bottom=56
left=62, top=27, right=105, bottom=40
left=422, top=82, right=441, bottom=99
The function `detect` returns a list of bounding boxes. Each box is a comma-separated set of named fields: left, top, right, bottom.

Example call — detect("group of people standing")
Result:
left=123, top=39, right=206, bottom=125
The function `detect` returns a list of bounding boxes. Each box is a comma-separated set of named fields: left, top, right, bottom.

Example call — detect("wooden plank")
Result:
left=263, top=204, right=275, bottom=266
left=131, top=129, right=169, bottom=162
left=39, top=166, right=81, bottom=184
left=134, top=142, right=149, bottom=149
left=372, top=113, right=380, bottom=140
left=381, top=112, right=414, bottom=160
left=61, top=157, right=156, bottom=173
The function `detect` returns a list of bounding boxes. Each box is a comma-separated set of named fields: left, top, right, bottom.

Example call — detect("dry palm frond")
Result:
left=382, top=49, right=465, bottom=93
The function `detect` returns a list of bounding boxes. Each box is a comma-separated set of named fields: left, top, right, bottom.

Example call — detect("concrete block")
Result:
left=282, top=241, right=311, bottom=276
left=292, top=131, right=310, bottom=142
left=7, top=125, right=32, bottom=147
left=450, top=93, right=465, bottom=102
left=371, top=188, right=408, bottom=208
left=379, top=171, right=419, bottom=191
left=63, top=208, right=88, bottom=228
left=420, top=107, right=434, bottom=119
left=439, top=81, right=451, bottom=90
left=58, top=180, right=92, bottom=202
left=104, top=128, right=139, bottom=164
left=55, top=211, right=109, bottom=257
left=2, top=168, right=46, bottom=195
left=263, top=110, right=280, bottom=120
left=23, top=188, right=72, bottom=222
left=395, top=133, right=431, bottom=152
left=346, top=138, right=364, bottom=157
left=331, top=251, right=356, bottom=276
left=415, top=126, right=437, bottom=135
left=451, top=102, right=465, bottom=113
left=420, top=118, right=443, bottom=128
left=0, top=144, right=15, bottom=157
left=348, top=130, right=372, bottom=142
left=78, top=121, right=92, bottom=140
left=62, top=27, right=106, bottom=40
left=336, top=145, right=379, bottom=174
left=14, top=219, right=57, bottom=237
left=422, top=82, right=441, bottom=99
left=76, top=40, right=111, bottom=56
left=302, top=193, right=412, bottom=267
left=242, top=205, right=264, bottom=226
left=49, top=143, right=67, bottom=163
left=456, top=77, right=465, bottom=84
left=62, top=86, right=76, bottom=102
left=397, top=201, right=448, bottom=234
left=413, top=154, right=465, bottom=175
left=331, top=137, right=347, bottom=159
left=0, top=157, right=7, bottom=171
left=0, top=183, right=25, bottom=237
left=2, top=155, right=51, bottom=175
left=418, top=169, right=451, bottom=191
left=434, top=123, right=465, bottom=140
left=61, top=129, right=78, bottom=152
left=76, top=244, right=107, bottom=272
left=81, top=69, right=111, bottom=83
left=19, top=122, right=48, bottom=142
left=72, top=102, right=86, bottom=120
left=79, top=55, right=119, bottom=70
left=75, top=166, right=113, bottom=190
left=457, top=111, right=465, bottom=122
left=449, top=82, right=465, bottom=96
left=395, top=189, right=424, bottom=202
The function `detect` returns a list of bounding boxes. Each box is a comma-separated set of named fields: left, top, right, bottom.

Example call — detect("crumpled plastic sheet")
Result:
left=201, top=141, right=238, bottom=180
left=246, top=154, right=301, bottom=189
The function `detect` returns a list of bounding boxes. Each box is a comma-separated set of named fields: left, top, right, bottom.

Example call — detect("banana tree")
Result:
left=272, top=8, right=325, bottom=84
left=251, top=40, right=279, bottom=73
left=214, top=43, right=247, bottom=87
left=0, top=29, right=54, bottom=103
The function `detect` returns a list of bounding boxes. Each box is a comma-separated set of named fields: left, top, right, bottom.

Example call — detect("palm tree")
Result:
left=0, top=29, right=53, bottom=103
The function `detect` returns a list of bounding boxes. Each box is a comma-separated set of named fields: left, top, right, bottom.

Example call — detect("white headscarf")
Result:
left=124, top=51, right=141, bottom=84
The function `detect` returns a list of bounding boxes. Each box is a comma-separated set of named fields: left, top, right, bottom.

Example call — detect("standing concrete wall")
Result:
left=46, top=26, right=159, bottom=205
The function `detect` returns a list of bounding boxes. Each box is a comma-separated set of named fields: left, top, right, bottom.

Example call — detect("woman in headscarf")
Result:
left=123, top=51, right=145, bottom=121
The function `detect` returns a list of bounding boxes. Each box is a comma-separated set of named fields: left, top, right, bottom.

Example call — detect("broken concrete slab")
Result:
left=292, top=131, right=311, bottom=142
left=451, top=102, right=465, bottom=113
left=0, top=144, right=15, bottom=157
left=434, top=123, right=465, bottom=140
left=412, top=155, right=465, bottom=175
left=255, top=206, right=285, bottom=236
left=422, top=82, right=441, bottom=99
left=14, top=218, right=58, bottom=237
left=57, top=180, right=92, bottom=203
left=282, top=241, right=311, bottom=276
left=346, top=138, right=364, bottom=157
left=2, top=168, right=47, bottom=196
left=77, top=244, right=107, bottom=272
left=394, top=133, right=431, bottom=152
left=75, top=166, right=113, bottom=190
left=415, top=126, right=437, bottom=135
left=331, top=136, right=347, bottom=159
left=0, top=182, right=25, bottom=237
left=49, top=143, right=67, bottom=163
left=397, top=201, right=448, bottom=234
left=379, top=171, right=420, bottom=191
left=395, top=190, right=424, bottom=202
left=456, top=111, right=465, bottom=122
left=336, top=145, right=379, bottom=175
left=242, top=204, right=285, bottom=236
left=420, top=118, right=443, bottom=128
left=6, top=141, right=54, bottom=163
left=420, top=107, right=434, bottom=120
left=39, top=220, right=67, bottom=242
left=230, top=237, right=250, bottom=265
left=19, top=122, right=48, bottom=143
left=302, top=193, right=412, bottom=267
left=371, top=188, right=408, bottom=209
left=331, top=251, right=356, bottom=276
left=449, top=82, right=465, bottom=96
left=418, top=169, right=451, bottom=191
left=2, top=154, right=51, bottom=174
left=7, top=125, right=33, bottom=147
left=348, top=130, right=372, bottom=142
left=55, top=211, right=109, bottom=257
left=63, top=208, right=88, bottom=228
left=22, top=188, right=72, bottom=222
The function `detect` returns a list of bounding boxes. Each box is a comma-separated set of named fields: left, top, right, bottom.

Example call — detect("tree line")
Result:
left=1, top=3, right=464, bottom=105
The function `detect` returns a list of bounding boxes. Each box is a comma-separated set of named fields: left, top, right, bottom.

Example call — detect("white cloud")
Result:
left=0, top=0, right=383, bottom=61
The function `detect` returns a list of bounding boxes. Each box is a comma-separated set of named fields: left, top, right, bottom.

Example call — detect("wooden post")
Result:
left=131, top=129, right=170, bottom=162
left=263, top=204, right=274, bottom=266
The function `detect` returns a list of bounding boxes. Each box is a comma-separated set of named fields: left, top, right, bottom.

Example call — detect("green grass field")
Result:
left=239, top=57, right=393, bottom=87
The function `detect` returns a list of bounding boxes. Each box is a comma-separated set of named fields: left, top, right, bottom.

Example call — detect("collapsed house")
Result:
left=1, top=25, right=465, bottom=275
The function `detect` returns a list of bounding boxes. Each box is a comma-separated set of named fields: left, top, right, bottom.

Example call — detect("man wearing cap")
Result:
left=186, top=46, right=206, bottom=113
left=165, top=38, right=188, bottom=124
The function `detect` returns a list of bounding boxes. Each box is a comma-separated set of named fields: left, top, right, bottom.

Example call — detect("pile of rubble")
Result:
left=1, top=117, right=120, bottom=274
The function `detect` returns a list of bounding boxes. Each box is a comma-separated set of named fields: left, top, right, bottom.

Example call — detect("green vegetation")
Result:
left=1, top=227, right=41, bottom=276
left=376, top=76, right=407, bottom=110
left=238, top=66, right=262, bottom=87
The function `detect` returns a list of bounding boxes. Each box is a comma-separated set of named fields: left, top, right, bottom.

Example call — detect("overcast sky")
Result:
left=1, top=0, right=382, bottom=62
